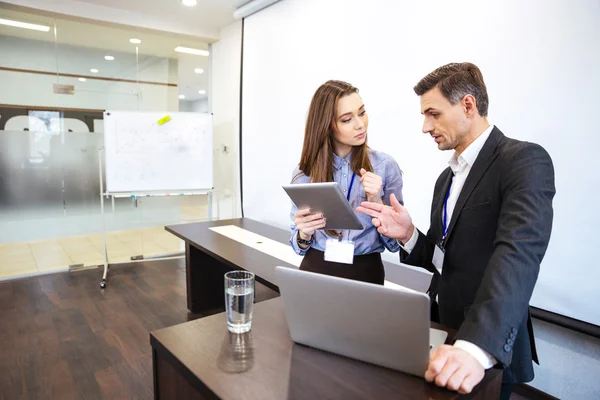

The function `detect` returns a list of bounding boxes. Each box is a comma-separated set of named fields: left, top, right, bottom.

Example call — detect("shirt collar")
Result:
left=333, top=152, right=352, bottom=170
left=449, top=124, right=494, bottom=174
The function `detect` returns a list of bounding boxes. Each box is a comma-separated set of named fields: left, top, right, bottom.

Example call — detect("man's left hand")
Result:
left=425, top=345, right=485, bottom=394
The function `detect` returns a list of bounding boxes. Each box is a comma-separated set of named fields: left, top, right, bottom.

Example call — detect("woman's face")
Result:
left=332, top=92, right=369, bottom=150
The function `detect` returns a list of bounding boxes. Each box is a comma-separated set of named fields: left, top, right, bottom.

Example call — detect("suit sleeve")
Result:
left=455, top=144, right=555, bottom=367
left=399, top=229, right=437, bottom=274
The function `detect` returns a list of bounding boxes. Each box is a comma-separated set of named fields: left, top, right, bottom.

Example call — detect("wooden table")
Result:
left=165, top=219, right=295, bottom=314
left=151, top=298, right=502, bottom=400
left=165, top=219, right=431, bottom=314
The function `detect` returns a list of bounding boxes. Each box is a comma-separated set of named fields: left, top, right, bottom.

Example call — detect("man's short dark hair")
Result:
left=413, top=62, right=489, bottom=117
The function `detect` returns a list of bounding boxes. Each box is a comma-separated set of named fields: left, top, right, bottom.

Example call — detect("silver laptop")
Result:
left=274, top=266, right=448, bottom=377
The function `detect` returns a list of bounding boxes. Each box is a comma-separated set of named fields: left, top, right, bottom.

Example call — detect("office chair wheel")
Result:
left=100, top=279, right=106, bottom=289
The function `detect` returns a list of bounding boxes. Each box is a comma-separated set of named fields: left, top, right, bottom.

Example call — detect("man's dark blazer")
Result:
left=401, top=126, right=555, bottom=383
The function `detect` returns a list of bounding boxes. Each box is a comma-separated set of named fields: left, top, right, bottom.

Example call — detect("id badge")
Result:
left=432, top=244, right=445, bottom=274
left=324, top=239, right=355, bottom=264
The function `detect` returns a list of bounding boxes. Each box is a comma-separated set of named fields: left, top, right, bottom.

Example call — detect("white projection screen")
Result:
left=242, top=0, right=600, bottom=325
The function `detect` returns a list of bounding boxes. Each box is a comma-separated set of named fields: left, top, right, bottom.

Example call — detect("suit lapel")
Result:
left=444, top=127, right=504, bottom=241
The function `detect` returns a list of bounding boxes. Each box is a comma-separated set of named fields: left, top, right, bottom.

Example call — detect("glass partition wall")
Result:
left=0, top=7, right=223, bottom=279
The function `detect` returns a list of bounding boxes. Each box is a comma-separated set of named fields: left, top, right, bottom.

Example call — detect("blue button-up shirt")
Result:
left=289, top=150, right=404, bottom=256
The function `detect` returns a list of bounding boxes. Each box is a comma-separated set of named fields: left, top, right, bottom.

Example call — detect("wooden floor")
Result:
left=0, top=258, right=277, bottom=400
left=0, top=258, right=543, bottom=400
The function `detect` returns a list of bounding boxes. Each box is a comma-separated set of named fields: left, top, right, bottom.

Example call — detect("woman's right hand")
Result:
left=294, top=209, right=326, bottom=239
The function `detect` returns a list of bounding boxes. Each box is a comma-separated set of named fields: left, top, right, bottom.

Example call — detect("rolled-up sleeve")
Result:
left=289, top=168, right=309, bottom=255
left=289, top=201, right=309, bottom=255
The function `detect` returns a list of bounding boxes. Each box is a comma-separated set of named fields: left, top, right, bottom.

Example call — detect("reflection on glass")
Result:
left=0, top=126, right=104, bottom=242
left=0, top=7, right=220, bottom=270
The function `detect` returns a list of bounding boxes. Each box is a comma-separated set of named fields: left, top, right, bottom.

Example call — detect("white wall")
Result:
left=240, top=1, right=600, bottom=398
left=242, top=0, right=600, bottom=325
left=210, top=20, right=243, bottom=219
left=0, top=36, right=179, bottom=111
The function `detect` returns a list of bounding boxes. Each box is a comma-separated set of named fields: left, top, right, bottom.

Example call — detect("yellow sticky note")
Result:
left=157, top=115, right=171, bottom=125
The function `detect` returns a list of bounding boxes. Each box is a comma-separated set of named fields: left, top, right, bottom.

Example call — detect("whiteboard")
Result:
left=103, top=111, right=213, bottom=193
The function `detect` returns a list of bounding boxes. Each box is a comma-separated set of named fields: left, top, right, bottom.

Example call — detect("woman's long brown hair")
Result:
left=295, top=80, right=373, bottom=182
left=294, top=80, right=374, bottom=237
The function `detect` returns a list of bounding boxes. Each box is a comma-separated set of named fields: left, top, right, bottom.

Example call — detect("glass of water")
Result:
left=224, top=270, right=255, bottom=333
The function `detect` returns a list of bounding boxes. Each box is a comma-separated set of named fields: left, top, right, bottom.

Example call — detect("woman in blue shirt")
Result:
left=290, top=80, right=404, bottom=284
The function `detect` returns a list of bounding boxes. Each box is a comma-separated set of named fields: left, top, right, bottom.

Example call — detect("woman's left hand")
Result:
left=359, top=168, right=383, bottom=204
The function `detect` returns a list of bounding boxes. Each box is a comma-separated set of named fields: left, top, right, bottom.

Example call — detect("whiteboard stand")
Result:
left=99, top=148, right=109, bottom=289
left=97, top=148, right=214, bottom=289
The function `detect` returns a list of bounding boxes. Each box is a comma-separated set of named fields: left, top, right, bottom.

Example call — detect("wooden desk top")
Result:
left=166, top=219, right=294, bottom=290
left=151, top=298, right=501, bottom=400
left=165, top=218, right=432, bottom=293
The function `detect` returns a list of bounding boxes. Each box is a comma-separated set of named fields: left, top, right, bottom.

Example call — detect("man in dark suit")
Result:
left=357, top=62, right=555, bottom=399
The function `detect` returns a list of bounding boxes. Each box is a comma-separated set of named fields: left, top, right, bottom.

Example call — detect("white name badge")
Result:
left=432, top=244, right=445, bottom=274
left=324, top=239, right=355, bottom=264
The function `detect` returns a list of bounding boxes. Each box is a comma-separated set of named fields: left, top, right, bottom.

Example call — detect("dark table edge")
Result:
left=151, top=333, right=220, bottom=400
left=151, top=297, right=502, bottom=400
left=165, top=222, right=290, bottom=293
left=165, top=219, right=425, bottom=288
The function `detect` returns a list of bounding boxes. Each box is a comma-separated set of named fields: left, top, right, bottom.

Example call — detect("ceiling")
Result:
left=0, top=0, right=247, bottom=41
left=0, top=3, right=236, bottom=101
left=0, top=8, right=211, bottom=58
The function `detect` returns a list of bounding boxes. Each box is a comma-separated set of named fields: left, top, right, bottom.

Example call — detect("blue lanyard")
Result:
left=442, top=181, right=452, bottom=240
left=334, top=172, right=356, bottom=201
left=330, top=172, right=355, bottom=241
left=346, top=173, right=356, bottom=201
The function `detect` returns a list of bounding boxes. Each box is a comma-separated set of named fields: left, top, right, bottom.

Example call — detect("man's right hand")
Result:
left=356, top=193, right=414, bottom=243
left=294, top=208, right=326, bottom=239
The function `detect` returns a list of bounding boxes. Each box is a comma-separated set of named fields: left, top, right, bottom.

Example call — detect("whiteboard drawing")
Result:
left=103, top=111, right=213, bottom=193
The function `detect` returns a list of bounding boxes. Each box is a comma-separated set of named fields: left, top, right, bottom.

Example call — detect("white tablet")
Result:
left=282, top=182, right=364, bottom=230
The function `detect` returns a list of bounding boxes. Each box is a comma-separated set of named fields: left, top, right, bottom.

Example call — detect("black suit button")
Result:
left=510, top=333, right=516, bottom=340
left=504, top=344, right=511, bottom=352
left=507, top=339, right=514, bottom=345
left=511, top=328, right=517, bottom=334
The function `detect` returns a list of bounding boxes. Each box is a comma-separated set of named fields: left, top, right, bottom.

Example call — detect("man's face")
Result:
left=420, top=87, right=469, bottom=151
